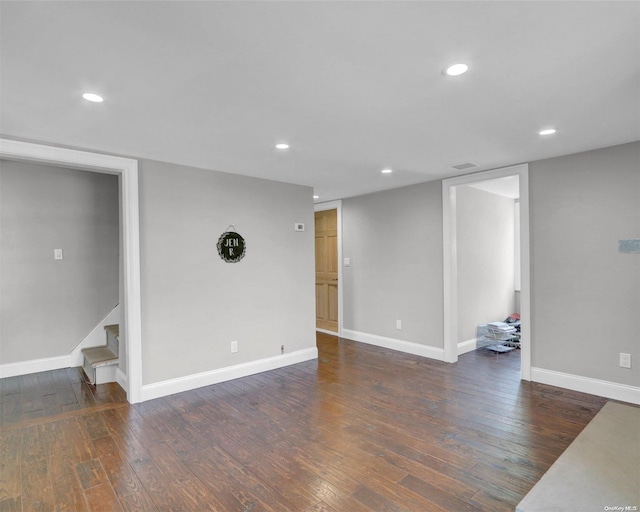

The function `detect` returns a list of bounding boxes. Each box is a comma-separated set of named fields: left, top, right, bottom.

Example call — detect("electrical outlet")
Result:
left=231, top=341, right=238, bottom=353
left=620, top=353, right=631, bottom=369
left=281, top=345, right=285, bottom=354
left=396, top=319, right=402, bottom=330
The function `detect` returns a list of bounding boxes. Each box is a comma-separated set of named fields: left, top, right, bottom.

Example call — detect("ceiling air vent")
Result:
left=450, top=162, right=478, bottom=171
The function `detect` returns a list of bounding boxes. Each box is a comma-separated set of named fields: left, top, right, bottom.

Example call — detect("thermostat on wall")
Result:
left=294, top=223, right=305, bottom=232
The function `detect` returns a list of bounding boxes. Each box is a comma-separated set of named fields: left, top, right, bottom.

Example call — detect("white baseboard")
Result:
left=458, top=337, right=477, bottom=355
left=70, top=304, right=121, bottom=366
left=531, top=367, right=640, bottom=405
left=0, top=354, right=71, bottom=379
left=316, top=328, right=338, bottom=336
left=141, top=347, right=318, bottom=402
left=342, top=329, right=444, bottom=361
left=116, top=368, right=128, bottom=392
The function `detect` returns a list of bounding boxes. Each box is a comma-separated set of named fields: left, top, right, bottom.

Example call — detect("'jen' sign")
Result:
left=217, top=231, right=246, bottom=263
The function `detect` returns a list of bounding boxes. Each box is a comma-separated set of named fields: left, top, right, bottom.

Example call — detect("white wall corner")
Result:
left=70, top=304, right=121, bottom=366
left=140, top=347, right=318, bottom=402
left=0, top=355, right=71, bottom=379
left=458, top=338, right=478, bottom=356
left=531, top=367, right=640, bottom=405
left=342, top=329, right=445, bottom=361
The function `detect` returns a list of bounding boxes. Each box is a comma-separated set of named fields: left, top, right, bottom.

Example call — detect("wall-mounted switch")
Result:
left=231, top=341, right=238, bottom=353
left=396, top=320, right=402, bottom=330
left=54, top=249, right=63, bottom=260
left=344, top=257, right=351, bottom=267
left=620, top=353, right=631, bottom=368
left=294, top=223, right=305, bottom=232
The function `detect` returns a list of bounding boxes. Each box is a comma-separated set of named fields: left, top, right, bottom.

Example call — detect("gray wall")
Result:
left=138, top=159, right=316, bottom=385
left=0, top=160, right=119, bottom=363
left=457, top=185, right=516, bottom=342
left=340, top=141, right=638, bottom=389
left=342, top=181, right=443, bottom=347
left=530, top=141, right=639, bottom=387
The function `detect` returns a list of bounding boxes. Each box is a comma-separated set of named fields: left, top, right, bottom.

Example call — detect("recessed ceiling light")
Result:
left=275, top=143, right=289, bottom=150
left=538, top=128, right=557, bottom=136
left=313, top=195, right=319, bottom=199
left=82, top=92, right=104, bottom=103
left=444, top=63, right=469, bottom=76
left=381, top=168, right=393, bottom=174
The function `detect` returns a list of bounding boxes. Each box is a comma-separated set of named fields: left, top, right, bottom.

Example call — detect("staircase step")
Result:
left=82, top=324, right=120, bottom=385
left=104, top=324, right=119, bottom=340
left=82, top=346, right=118, bottom=368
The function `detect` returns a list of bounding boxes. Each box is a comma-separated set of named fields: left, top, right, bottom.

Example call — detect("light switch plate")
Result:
left=54, top=249, right=63, bottom=260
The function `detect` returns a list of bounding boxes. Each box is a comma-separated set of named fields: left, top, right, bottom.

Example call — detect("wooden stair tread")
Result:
left=82, top=346, right=118, bottom=367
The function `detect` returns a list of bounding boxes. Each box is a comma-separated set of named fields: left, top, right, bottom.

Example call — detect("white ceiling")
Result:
left=1, top=1, right=638, bottom=202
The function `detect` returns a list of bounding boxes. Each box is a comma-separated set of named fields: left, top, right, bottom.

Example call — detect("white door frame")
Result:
left=314, top=200, right=343, bottom=338
left=442, top=164, right=531, bottom=380
left=0, top=138, right=144, bottom=402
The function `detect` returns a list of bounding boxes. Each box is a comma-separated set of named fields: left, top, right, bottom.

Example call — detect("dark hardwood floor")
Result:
left=0, top=333, right=607, bottom=511
left=0, top=367, right=127, bottom=428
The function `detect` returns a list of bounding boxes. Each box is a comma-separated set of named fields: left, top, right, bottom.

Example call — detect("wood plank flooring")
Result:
left=0, top=333, right=608, bottom=511
left=0, top=367, right=127, bottom=428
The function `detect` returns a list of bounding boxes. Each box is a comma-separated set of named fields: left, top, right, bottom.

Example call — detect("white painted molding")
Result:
left=141, top=347, right=318, bottom=402
left=442, top=163, right=531, bottom=380
left=0, top=355, right=70, bottom=379
left=70, top=304, right=121, bottom=366
left=531, top=367, right=640, bottom=405
left=316, top=328, right=339, bottom=336
left=458, top=338, right=478, bottom=355
left=342, top=329, right=445, bottom=361
left=116, top=368, right=129, bottom=392
left=0, top=138, right=143, bottom=403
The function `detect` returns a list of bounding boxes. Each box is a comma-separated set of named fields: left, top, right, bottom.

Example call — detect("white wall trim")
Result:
left=442, top=163, right=531, bottom=380
left=116, top=367, right=129, bottom=392
left=342, top=329, right=444, bottom=361
left=314, top=200, right=343, bottom=338
left=531, top=367, right=640, bottom=405
left=316, top=328, right=338, bottom=336
left=0, top=138, right=143, bottom=403
left=141, top=347, right=318, bottom=402
left=0, top=355, right=71, bottom=379
left=70, top=304, right=121, bottom=366
left=458, top=337, right=478, bottom=355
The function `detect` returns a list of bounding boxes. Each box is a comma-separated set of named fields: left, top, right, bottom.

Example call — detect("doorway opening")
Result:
left=442, top=164, right=531, bottom=380
left=314, top=200, right=343, bottom=337
left=0, top=138, right=143, bottom=402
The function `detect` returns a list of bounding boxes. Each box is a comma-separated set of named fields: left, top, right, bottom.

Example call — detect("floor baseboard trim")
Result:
left=316, top=328, right=338, bottom=336
left=531, top=367, right=640, bottom=405
left=141, top=347, right=319, bottom=402
left=458, top=338, right=477, bottom=355
left=342, top=329, right=444, bottom=361
left=0, top=355, right=71, bottom=379
left=116, top=368, right=128, bottom=393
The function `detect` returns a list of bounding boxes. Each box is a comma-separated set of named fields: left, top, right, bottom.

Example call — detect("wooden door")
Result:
left=315, top=209, right=338, bottom=332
